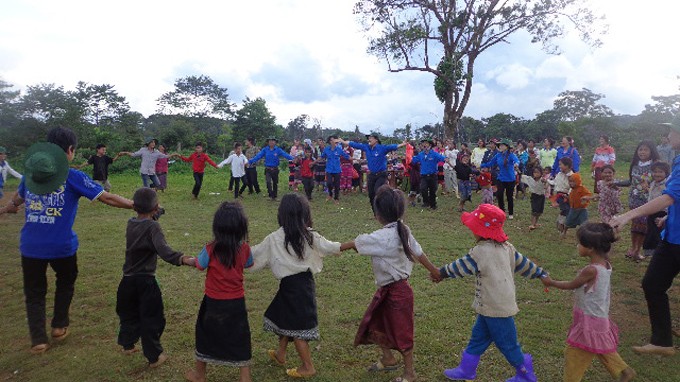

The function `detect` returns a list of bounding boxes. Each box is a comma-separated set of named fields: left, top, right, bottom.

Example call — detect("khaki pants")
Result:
left=564, top=345, right=629, bottom=382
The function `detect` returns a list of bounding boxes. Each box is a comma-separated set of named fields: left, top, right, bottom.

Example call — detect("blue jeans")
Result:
left=465, top=315, right=524, bottom=367
left=141, top=174, right=160, bottom=188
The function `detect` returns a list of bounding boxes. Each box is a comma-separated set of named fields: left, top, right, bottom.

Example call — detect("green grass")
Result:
left=0, top=171, right=678, bottom=382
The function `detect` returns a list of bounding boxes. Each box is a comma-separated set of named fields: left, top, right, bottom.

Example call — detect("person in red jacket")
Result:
left=177, top=142, right=218, bottom=199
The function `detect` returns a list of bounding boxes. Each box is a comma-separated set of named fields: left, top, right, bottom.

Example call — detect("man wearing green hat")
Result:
left=1, top=127, right=134, bottom=354
left=0, top=145, right=23, bottom=199
left=611, top=118, right=680, bottom=357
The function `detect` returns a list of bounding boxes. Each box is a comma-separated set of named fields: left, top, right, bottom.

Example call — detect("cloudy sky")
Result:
left=1, top=0, right=678, bottom=134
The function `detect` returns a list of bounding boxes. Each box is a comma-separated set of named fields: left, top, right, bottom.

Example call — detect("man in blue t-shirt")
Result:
left=339, top=135, right=407, bottom=213
left=0, top=127, right=134, bottom=354
left=610, top=118, right=680, bottom=357
left=411, top=139, right=447, bottom=210
left=248, top=137, right=294, bottom=201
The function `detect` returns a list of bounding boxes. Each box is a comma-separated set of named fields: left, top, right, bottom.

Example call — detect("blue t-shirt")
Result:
left=348, top=142, right=399, bottom=173
left=411, top=150, right=446, bottom=175
left=322, top=146, right=349, bottom=174
left=662, top=155, right=680, bottom=244
left=481, top=152, right=519, bottom=182
left=551, top=146, right=581, bottom=176
left=18, top=169, right=105, bottom=259
left=248, top=146, right=294, bottom=168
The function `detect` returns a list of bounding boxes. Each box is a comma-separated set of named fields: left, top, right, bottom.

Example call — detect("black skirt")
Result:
left=195, top=295, right=251, bottom=366
left=263, top=271, right=319, bottom=341
left=530, top=193, right=545, bottom=216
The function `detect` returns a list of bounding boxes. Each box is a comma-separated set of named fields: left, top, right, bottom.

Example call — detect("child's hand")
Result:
left=429, top=270, right=442, bottom=283
left=182, top=256, right=196, bottom=266
left=656, top=216, right=667, bottom=229
left=540, top=275, right=552, bottom=287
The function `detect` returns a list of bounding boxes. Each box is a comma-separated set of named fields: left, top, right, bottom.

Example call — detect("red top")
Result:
left=476, top=172, right=492, bottom=187
left=300, top=158, right=314, bottom=178
left=196, top=241, right=253, bottom=300
left=180, top=152, right=217, bottom=173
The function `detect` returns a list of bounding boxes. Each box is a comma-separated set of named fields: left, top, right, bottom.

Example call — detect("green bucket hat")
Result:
left=23, top=142, right=69, bottom=195
left=498, top=138, right=514, bottom=148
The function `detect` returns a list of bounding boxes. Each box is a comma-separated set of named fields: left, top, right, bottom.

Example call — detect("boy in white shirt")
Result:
left=218, top=143, right=249, bottom=199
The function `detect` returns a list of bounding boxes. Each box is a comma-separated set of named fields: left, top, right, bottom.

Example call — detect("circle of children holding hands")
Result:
left=5, top=122, right=680, bottom=382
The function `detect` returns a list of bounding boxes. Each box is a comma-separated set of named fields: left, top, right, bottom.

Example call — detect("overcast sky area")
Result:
left=1, top=0, right=678, bottom=134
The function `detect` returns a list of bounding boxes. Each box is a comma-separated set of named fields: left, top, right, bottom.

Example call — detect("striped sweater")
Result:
left=439, top=240, right=546, bottom=317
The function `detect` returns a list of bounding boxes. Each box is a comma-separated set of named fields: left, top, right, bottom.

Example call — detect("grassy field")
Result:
left=0, top=170, right=678, bottom=382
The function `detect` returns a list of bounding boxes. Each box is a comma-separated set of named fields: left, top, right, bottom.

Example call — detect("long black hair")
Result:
left=373, top=185, right=415, bottom=261
left=278, top=193, right=314, bottom=260
left=629, top=140, right=660, bottom=179
left=212, top=202, right=249, bottom=268
left=576, top=223, right=618, bottom=259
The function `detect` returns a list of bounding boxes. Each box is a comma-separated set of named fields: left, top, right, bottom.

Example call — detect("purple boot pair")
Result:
left=443, top=352, right=537, bottom=382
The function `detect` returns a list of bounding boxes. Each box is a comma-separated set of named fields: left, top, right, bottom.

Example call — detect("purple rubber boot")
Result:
left=505, top=353, right=537, bottom=382
left=443, top=351, right=480, bottom=380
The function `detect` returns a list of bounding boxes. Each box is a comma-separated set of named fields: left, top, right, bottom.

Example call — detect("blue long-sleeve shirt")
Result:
left=662, top=155, right=680, bottom=244
left=411, top=150, right=446, bottom=175
left=348, top=142, right=399, bottom=173
left=248, top=146, right=294, bottom=168
left=321, top=145, right=350, bottom=174
left=481, top=152, right=518, bottom=182
left=551, top=146, right=580, bottom=176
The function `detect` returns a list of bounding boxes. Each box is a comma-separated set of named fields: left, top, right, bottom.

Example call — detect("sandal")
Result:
left=286, top=367, right=316, bottom=378
left=51, top=327, right=69, bottom=341
left=267, top=349, right=285, bottom=366
left=367, top=359, right=400, bottom=372
left=633, top=254, right=646, bottom=263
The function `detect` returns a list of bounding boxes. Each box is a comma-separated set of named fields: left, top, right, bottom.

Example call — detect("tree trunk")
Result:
left=443, top=91, right=459, bottom=139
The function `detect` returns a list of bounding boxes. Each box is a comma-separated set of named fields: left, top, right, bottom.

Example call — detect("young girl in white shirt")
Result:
left=343, top=185, right=441, bottom=382
left=217, top=143, right=248, bottom=199
left=250, top=193, right=352, bottom=378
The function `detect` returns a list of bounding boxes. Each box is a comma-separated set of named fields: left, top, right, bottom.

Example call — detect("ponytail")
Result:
left=396, top=220, right=415, bottom=262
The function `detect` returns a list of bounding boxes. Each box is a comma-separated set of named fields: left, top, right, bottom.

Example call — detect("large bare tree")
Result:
left=354, top=0, right=604, bottom=137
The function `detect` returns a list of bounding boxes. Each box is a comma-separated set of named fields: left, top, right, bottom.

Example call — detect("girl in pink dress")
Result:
left=541, top=223, right=635, bottom=382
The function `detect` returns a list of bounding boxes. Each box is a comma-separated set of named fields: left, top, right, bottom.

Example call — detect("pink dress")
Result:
left=566, top=263, right=619, bottom=354
left=596, top=180, right=622, bottom=224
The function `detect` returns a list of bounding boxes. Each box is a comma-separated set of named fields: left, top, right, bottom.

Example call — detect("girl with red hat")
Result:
left=434, top=203, right=547, bottom=382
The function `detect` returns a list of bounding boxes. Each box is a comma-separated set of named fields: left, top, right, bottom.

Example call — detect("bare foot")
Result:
left=30, top=343, right=49, bottom=355
left=528, top=225, right=536, bottom=230
left=122, top=347, right=140, bottom=355
left=185, top=369, right=206, bottom=382
left=619, top=367, right=636, bottom=382
left=149, top=353, right=168, bottom=368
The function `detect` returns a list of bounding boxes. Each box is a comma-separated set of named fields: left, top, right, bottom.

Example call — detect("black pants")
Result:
left=420, top=174, right=439, bottom=209
left=496, top=180, right=515, bottom=215
left=327, top=172, right=341, bottom=200
left=116, top=275, right=166, bottom=363
left=367, top=171, right=388, bottom=213
left=642, top=240, right=680, bottom=347
left=246, top=167, right=260, bottom=194
left=265, top=167, right=279, bottom=199
left=22, top=254, right=78, bottom=346
left=228, top=174, right=235, bottom=191
left=302, top=177, right=314, bottom=200
left=232, top=176, right=247, bottom=198
left=644, top=211, right=667, bottom=251
left=192, top=172, right=204, bottom=197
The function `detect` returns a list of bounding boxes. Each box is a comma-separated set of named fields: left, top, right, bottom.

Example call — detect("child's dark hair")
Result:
left=532, top=167, right=542, bottom=176
left=234, top=142, right=242, bottom=149
left=47, top=127, right=78, bottom=153
left=133, top=188, right=158, bottom=214
left=651, top=161, right=671, bottom=177
left=195, top=142, right=203, bottom=147
left=629, top=141, right=660, bottom=179
left=278, top=193, right=313, bottom=260
left=212, top=202, right=249, bottom=268
left=373, top=185, right=415, bottom=261
left=576, top=223, right=618, bottom=256
left=96, top=143, right=106, bottom=150
left=601, top=164, right=615, bottom=173
left=559, top=156, right=573, bottom=168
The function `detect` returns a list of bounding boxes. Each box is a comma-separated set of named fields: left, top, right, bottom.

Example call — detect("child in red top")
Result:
left=185, top=202, right=254, bottom=382
left=298, top=148, right=316, bottom=201
left=177, top=142, right=218, bottom=199
left=476, top=168, right=493, bottom=204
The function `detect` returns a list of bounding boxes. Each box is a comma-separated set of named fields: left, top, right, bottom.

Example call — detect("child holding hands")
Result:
left=344, top=185, right=441, bottom=382
left=117, top=188, right=194, bottom=367
left=250, top=193, right=352, bottom=378
left=185, top=202, right=253, bottom=382
left=436, top=203, right=545, bottom=382
left=541, top=223, right=636, bottom=382
left=521, top=167, right=548, bottom=230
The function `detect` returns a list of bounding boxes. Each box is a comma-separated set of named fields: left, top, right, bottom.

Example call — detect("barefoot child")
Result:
left=521, top=167, right=548, bottom=230
left=436, top=203, right=545, bottom=382
left=343, top=185, right=441, bottom=382
left=564, top=173, right=592, bottom=238
left=250, top=193, right=352, bottom=378
left=541, top=223, right=636, bottom=382
left=185, top=202, right=253, bottom=382
left=117, top=188, right=194, bottom=367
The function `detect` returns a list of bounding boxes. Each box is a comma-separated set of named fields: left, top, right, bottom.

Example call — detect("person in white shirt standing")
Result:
left=218, top=143, right=249, bottom=199
left=0, top=146, right=22, bottom=199
left=444, top=139, right=460, bottom=199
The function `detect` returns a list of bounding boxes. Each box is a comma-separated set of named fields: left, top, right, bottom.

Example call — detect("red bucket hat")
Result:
left=461, top=204, right=508, bottom=242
